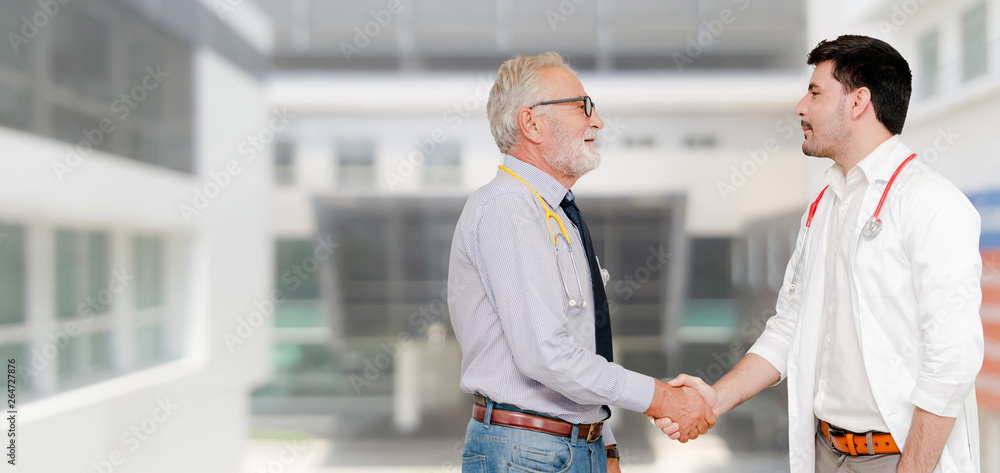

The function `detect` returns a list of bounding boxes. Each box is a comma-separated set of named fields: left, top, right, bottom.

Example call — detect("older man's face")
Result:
left=536, top=67, right=605, bottom=178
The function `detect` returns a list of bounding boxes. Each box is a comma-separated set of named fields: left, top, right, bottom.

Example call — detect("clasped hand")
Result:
left=644, top=374, right=720, bottom=442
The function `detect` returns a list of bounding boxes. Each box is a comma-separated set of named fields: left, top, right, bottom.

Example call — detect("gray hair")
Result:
left=487, top=52, right=575, bottom=154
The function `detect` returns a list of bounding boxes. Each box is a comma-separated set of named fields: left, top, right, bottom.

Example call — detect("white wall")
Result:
left=7, top=46, right=273, bottom=473
left=269, top=72, right=814, bottom=237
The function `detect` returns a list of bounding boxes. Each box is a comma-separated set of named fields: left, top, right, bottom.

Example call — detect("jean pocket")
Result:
left=509, top=433, right=572, bottom=473
left=462, top=453, right=487, bottom=473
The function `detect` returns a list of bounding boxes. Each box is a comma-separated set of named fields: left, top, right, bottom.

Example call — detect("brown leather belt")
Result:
left=820, top=420, right=900, bottom=456
left=472, top=396, right=603, bottom=443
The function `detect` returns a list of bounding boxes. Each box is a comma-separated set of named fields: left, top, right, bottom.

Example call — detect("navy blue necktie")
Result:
left=560, top=194, right=614, bottom=362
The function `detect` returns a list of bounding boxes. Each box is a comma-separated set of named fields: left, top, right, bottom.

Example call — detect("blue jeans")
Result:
left=461, top=399, right=607, bottom=473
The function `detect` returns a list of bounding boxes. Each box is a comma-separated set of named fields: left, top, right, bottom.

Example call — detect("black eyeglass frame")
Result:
left=528, top=96, right=595, bottom=117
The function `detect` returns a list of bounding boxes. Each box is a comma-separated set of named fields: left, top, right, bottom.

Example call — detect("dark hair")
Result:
left=807, top=35, right=912, bottom=135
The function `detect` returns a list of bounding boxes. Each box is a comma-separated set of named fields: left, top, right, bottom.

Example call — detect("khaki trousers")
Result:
left=815, top=430, right=900, bottom=473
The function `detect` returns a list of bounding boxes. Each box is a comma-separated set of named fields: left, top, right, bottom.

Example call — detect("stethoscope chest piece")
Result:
left=863, top=216, right=883, bottom=238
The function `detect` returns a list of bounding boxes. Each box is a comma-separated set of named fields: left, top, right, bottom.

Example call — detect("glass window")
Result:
left=128, top=34, right=165, bottom=122
left=57, top=335, right=84, bottom=382
left=962, top=3, right=988, bottom=81
left=90, top=331, right=114, bottom=374
left=766, top=230, right=790, bottom=291
left=133, top=236, right=164, bottom=310
left=0, top=82, right=31, bottom=132
left=135, top=323, right=164, bottom=364
left=275, top=141, right=296, bottom=186
left=55, top=230, right=110, bottom=320
left=688, top=238, right=734, bottom=299
left=52, top=4, right=113, bottom=101
left=2, top=0, right=194, bottom=173
left=918, top=29, right=940, bottom=98
left=424, top=142, right=461, bottom=186
left=0, top=3, right=35, bottom=70
left=275, top=239, right=321, bottom=300
left=0, top=224, right=26, bottom=325
left=337, top=140, right=376, bottom=187
left=51, top=106, right=113, bottom=154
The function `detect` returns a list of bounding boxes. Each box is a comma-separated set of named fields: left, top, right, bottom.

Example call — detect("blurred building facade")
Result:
left=254, top=0, right=812, bottom=464
left=2, top=0, right=275, bottom=471
left=3, top=0, right=999, bottom=471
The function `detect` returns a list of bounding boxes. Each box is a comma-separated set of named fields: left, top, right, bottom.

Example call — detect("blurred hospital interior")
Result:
left=3, top=0, right=1000, bottom=472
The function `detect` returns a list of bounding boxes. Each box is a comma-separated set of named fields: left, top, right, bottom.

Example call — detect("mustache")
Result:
left=801, top=121, right=812, bottom=130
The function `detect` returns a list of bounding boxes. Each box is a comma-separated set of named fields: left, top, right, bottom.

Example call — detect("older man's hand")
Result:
left=649, top=375, right=721, bottom=440
left=643, top=379, right=716, bottom=442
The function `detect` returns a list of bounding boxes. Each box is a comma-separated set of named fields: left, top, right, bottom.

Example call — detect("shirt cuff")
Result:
left=612, top=370, right=656, bottom=413
left=909, top=377, right=975, bottom=418
left=747, top=343, right=787, bottom=383
left=602, top=424, right=616, bottom=447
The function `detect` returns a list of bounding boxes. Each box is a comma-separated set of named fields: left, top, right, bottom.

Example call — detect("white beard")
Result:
left=544, top=119, right=600, bottom=178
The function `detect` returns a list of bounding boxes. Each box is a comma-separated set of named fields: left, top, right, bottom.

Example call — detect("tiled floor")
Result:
left=244, top=400, right=790, bottom=473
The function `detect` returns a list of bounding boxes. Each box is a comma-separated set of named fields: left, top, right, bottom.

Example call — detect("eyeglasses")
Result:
left=529, top=96, right=595, bottom=117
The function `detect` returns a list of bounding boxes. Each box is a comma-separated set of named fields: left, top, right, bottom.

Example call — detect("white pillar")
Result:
left=393, top=341, right=421, bottom=433
left=25, top=225, right=56, bottom=396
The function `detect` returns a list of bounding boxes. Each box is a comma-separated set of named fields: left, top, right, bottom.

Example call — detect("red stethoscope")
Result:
left=787, top=153, right=916, bottom=294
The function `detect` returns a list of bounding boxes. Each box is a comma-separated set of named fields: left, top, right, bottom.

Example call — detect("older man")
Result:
left=447, top=52, right=715, bottom=473
left=659, top=35, right=983, bottom=473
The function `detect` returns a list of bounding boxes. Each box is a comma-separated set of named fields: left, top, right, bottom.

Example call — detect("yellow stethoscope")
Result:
left=787, top=153, right=916, bottom=294
left=499, top=165, right=608, bottom=308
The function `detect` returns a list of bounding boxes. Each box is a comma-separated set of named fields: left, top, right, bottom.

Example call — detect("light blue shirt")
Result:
left=447, top=155, right=656, bottom=446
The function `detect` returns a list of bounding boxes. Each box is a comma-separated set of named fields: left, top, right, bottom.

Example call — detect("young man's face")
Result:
left=795, top=60, right=852, bottom=159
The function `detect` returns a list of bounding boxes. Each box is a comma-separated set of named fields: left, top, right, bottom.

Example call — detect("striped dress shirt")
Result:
left=447, top=155, right=655, bottom=446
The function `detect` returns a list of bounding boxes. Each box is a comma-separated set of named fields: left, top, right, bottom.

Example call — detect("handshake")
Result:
left=643, top=374, right=723, bottom=443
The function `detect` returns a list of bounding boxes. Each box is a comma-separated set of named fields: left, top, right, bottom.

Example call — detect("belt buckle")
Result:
left=826, top=423, right=846, bottom=438
left=584, top=423, right=600, bottom=442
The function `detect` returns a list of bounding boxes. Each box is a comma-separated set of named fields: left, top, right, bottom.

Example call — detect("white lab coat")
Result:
left=748, top=141, right=984, bottom=472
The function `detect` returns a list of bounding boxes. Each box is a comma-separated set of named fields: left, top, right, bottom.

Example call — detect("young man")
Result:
left=657, top=35, right=983, bottom=473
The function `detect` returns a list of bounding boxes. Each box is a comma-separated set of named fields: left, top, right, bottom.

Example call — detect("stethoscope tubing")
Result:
left=498, top=165, right=589, bottom=308
left=788, top=153, right=916, bottom=294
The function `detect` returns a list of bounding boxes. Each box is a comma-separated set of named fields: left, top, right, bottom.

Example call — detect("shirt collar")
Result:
left=824, top=135, right=902, bottom=191
left=502, top=155, right=569, bottom=210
